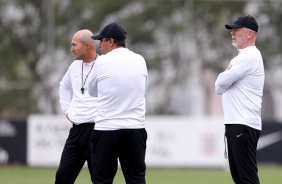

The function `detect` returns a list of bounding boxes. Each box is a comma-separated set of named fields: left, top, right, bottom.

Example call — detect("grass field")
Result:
left=0, top=164, right=281, bottom=184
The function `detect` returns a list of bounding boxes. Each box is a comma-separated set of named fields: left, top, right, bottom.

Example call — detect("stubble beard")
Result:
left=232, top=40, right=238, bottom=49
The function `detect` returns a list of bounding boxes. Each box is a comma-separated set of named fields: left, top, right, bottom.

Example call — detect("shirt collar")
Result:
left=238, top=46, right=256, bottom=54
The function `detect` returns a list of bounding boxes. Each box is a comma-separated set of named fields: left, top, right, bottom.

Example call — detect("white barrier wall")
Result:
left=145, top=116, right=227, bottom=168
left=27, top=115, right=228, bottom=168
left=27, top=115, right=72, bottom=167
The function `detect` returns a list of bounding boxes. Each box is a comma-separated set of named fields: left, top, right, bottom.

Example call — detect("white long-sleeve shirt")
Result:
left=88, top=48, right=148, bottom=130
left=59, top=60, right=97, bottom=124
left=215, top=46, right=264, bottom=130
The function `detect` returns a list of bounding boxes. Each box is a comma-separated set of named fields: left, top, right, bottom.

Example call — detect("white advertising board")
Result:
left=27, top=115, right=228, bottom=168
left=27, top=115, right=72, bottom=166
left=145, top=116, right=228, bottom=168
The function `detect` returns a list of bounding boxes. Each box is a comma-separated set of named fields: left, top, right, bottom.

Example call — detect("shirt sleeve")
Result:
left=142, top=58, right=149, bottom=93
left=215, top=80, right=227, bottom=95
left=88, top=62, right=99, bottom=97
left=59, top=67, right=72, bottom=114
left=145, top=75, right=149, bottom=93
left=215, top=55, right=256, bottom=95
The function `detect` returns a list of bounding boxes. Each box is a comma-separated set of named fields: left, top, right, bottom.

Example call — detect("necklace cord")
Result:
left=81, top=55, right=98, bottom=94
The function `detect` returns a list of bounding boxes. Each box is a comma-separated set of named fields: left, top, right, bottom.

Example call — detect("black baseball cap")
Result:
left=225, top=15, right=259, bottom=32
left=91, top=22, right=127, bottom=40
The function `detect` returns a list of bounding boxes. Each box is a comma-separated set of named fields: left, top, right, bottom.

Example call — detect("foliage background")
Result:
left=0, top=0, right=282, bottom=121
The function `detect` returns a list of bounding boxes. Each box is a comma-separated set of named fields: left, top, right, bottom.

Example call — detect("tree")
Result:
left=0, top=0, right=129, bottom=118
left=1, top=0, right=281, bottom=120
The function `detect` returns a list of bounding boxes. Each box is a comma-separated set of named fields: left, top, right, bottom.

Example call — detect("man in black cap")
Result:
left=215, top=15, right=264, bottom=184
left=88, top=22, right=148, bottom=184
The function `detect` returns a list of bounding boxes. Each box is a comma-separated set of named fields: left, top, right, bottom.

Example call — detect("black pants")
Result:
left=225, top=124, right=260, bottom=184
left=91, top=129, right=147, bottom=184
left=55, top=123, right=94, bottom=184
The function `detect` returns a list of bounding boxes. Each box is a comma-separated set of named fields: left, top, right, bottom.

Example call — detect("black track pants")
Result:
left=91, top=129, right=147, bottom=184
left=225, top=124, right=260, bottom=184
left=55, top=123, right=94, bottom=184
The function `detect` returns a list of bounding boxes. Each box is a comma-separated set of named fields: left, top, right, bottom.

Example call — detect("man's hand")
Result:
left=225, top=64, right=232, bottom=71
left=66, top=114, right=74, bottom=124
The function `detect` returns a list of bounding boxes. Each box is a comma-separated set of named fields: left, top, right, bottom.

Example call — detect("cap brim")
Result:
left=225, top=24, right=243, bottom=29
left=91, top=35, right=103, bottom=40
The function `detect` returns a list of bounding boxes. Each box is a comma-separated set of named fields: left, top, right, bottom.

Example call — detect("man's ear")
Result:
left=85, top=43, right=91, bottom=50
left=109, top=38, right=114, bottom=46
left=248, top=30, right=254, bottom=38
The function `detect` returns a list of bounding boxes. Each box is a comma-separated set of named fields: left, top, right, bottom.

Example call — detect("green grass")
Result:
left=0, top=164, right=281, bottom=184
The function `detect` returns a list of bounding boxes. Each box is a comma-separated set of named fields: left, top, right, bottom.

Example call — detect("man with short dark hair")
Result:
left=215, top=15, right=264, bottom=184
left=88, top=22, right=148, bottom=184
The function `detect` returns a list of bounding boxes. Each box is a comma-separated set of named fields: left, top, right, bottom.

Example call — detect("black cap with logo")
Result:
left=91, top=22, right=127, bottom=41
left=225, top=15, right=259, bottom=32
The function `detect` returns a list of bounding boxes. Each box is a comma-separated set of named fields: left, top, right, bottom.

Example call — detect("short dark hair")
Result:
left=104, top=37, right=126, bottom=47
